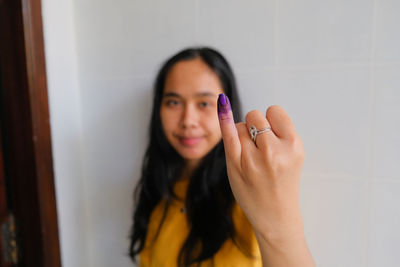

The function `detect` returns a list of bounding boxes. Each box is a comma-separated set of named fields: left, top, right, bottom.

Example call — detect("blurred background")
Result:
left=41, top=0, right=400, bottom=266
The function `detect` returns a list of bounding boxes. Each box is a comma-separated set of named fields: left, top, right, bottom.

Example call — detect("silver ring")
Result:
left=249, top=125, right=272, bottom=143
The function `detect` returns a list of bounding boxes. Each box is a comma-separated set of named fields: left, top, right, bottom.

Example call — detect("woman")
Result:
left=129, top=47, right=314, bottom=266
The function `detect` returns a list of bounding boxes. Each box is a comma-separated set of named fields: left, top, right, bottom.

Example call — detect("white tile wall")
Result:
left=375, top=0, right=400, bottom=63
left=236, top=69, right=276, bottom=115
left=300, top=178, right=368, bottom=267
left=197, top=0, right=276, bottom=70
left=74, top=0, right=197, bottom=78
left=44, top=0, right=400, bottom=266
left=79, top=76, right=153, bottom=267
left=277, top=0, right=374, bottom=66
left=368, top=181, right=400, bottom=267
left=272, top=67, right=371, bottom=179
left=373, top=66, right=400, bottom=181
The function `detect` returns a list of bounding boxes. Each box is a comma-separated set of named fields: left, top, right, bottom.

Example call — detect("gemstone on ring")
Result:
left=249, top=125, right=272, bottom=142
left=249, top=125, right=258, bottom=142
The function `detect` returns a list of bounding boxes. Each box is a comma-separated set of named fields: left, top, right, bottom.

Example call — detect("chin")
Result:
left=178, top=151, right=206, bottom=161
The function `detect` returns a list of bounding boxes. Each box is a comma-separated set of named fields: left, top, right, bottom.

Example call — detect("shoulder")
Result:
left=232, top=202, right=252, bottom=232
left=232, top=202, right=261, bottom=258
left=213, top=202, right=262, bottom=266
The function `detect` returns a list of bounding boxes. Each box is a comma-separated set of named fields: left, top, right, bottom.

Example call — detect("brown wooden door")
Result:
left=0, top=0, right=61, bottom=266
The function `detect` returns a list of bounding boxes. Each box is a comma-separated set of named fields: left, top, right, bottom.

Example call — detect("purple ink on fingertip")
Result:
left=219, top=93, right=227, bottom=105
left=218, top=93, right=231, bottom=116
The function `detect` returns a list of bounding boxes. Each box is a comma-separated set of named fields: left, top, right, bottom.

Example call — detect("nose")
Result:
left=181, top=103, right=199, bottom=129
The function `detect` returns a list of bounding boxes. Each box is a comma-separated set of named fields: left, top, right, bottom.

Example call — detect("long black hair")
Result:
left=129, top=47, right=244, bottom=266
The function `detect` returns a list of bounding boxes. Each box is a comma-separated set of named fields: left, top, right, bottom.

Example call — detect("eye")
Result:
left=165, top=99, right=180, bottom=107
left=199, top=101, right=210, bottom=108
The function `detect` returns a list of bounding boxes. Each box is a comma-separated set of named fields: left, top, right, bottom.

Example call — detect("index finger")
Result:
left=217, top=94, right=241, bottom=162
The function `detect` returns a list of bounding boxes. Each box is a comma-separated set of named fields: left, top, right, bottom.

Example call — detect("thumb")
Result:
left=218, top=94, right=241, bottom=162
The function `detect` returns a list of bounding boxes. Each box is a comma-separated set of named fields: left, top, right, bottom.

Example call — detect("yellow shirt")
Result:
left=139, top=179, right=261, bottom=267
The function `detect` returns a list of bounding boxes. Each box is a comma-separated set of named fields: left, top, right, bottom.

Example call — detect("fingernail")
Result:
left=218, top=93, right=231, bottom=115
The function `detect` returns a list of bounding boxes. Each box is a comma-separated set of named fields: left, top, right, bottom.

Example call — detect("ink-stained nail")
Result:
left=219, top=93, right=227, bottom=106
left=218, top=93, right=231, bottom=115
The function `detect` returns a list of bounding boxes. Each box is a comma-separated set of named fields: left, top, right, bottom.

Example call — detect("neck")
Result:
left=180, top=159, right=201, bottom=180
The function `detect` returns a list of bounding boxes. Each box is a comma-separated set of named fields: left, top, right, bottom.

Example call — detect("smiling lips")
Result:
left=178, top=136, right=203, bottom=146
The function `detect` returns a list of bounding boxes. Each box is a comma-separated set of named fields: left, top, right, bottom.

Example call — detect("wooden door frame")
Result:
left=0, top=117, right=11, bottom=267
left=0, top=0, right=61, bottom=266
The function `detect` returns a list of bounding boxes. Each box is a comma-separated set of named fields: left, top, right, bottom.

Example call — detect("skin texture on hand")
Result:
left=217, top=94, right=315, bottom=267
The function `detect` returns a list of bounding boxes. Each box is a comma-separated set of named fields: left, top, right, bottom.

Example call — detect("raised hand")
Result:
left=217, top=94, right=315, bottom=267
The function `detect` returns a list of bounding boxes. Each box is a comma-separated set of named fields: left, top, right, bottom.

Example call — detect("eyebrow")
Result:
left=163, top=92, right=218, bottom=98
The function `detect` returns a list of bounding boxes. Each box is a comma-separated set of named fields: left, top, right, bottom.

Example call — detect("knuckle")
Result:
left=286, top=133, right=300, bottom=145
left=245, top=110, right=263, bottom=122
left=289, top=137, right=305, bottom=157
left=263, top=139, right=304, bottom=173
left=236, top=122, right=247, bottom=132
left=263, top=148, right=285, bottom=173
left=293, top=142, right=305, bottom=163
left=219, top=115, right=233, bottom=122
left=266, top=155, right=286, bottom=175
left=263, top=146, right=276, bottom=161
left=285, top=144, right=305, bottom=167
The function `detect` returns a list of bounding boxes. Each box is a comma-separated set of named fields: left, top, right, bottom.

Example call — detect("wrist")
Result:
left=252, top=201, right=304, bottom=239
left=255, top=216, right=305, bottom=246
left=253, top=216, right=315, bottom=267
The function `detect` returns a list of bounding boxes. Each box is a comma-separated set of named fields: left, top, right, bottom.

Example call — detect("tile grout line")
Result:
left=236, top=61, right=400, bottom=75
left=365, top=0, right=379, bottom=266
left=84, top=61, right=400, bottom=81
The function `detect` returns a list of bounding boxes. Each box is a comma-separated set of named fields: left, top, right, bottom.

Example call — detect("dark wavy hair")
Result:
left=129, top=47, right=244, bottom=266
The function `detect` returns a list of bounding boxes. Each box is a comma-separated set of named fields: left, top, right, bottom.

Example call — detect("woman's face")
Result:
left=160, top=58, right=224, bottom=166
